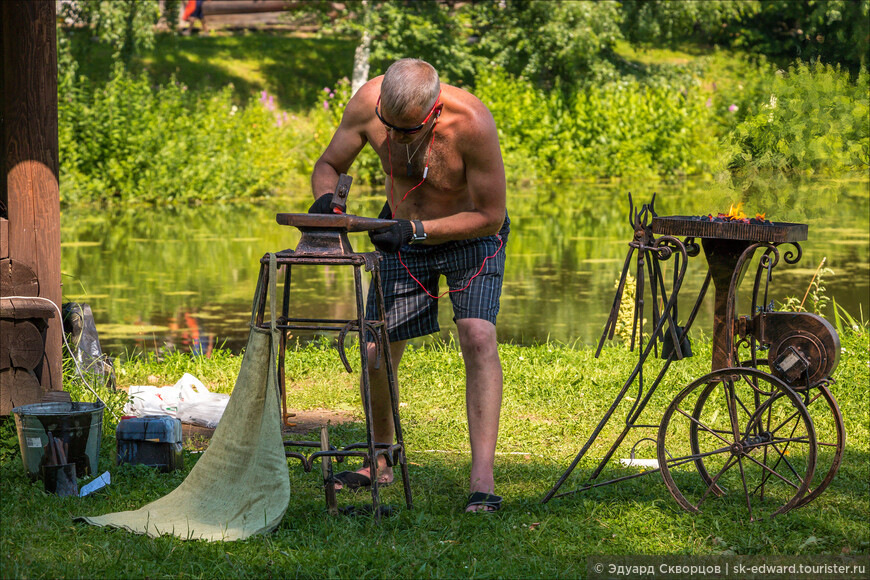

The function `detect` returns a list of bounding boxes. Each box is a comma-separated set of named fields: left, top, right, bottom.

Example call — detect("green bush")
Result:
left=55, top=35, right=869, bottom=200
left=313, top=77, right=384, bottom=185
left=728, top=0, right=870, bottom=70
left=725, top=61, right=870, bottom=173
left=475, top=68, right=720, bottom=182
left=59, top=68, right=317, bottom=204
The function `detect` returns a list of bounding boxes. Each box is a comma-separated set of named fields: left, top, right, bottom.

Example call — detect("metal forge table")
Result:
left=543, top=196, right=845, bottom=520
left=252, top=211, right=412, bottom=518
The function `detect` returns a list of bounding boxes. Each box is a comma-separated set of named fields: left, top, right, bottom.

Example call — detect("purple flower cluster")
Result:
left=260, top=90, right=276, bottom=111
left=322, top=86, right=336, bottom=110
left=259, top=89, right=291, bottom=128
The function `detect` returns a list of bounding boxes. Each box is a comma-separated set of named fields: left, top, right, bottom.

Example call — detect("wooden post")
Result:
left=1, top=0, right=63, bottom=400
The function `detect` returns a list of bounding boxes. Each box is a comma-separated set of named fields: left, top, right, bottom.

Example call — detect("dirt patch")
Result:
left=182, top=408, right=358, bottom=451
left=282, top=408, right=358, bottom=435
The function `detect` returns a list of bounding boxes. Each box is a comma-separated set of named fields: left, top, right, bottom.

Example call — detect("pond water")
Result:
left=61, top=176, right=869, bottom=356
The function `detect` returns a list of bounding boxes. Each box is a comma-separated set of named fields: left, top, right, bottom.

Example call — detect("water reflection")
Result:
left=61, top=176, right=869, bottom=354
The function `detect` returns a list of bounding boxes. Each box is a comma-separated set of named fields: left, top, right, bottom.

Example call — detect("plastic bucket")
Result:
left=12, top=402, right=105, bottom=480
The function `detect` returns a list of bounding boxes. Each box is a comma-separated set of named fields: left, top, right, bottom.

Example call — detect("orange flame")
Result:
left=708, top=204, right=769, bottom=223
left=726, top=203, right=747, bottom=220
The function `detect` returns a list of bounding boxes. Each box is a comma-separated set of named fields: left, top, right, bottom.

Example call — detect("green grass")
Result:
left=2, top=330, right=867, bottom=578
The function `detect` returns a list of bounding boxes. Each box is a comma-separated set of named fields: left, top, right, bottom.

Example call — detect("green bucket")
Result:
left=12, top=401, right=105, bottom=480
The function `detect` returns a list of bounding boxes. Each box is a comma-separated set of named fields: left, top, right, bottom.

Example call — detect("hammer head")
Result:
left=330, top=174, right=353, bottom=214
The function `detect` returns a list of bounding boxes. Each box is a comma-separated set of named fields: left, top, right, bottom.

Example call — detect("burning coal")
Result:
left=702, top=203, right=769, bottom=224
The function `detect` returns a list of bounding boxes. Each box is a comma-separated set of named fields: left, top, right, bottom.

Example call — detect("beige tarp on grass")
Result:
left=77, top=255, right=290, bottom=541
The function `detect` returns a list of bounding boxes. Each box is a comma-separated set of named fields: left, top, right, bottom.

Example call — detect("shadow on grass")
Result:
left=143, top=32, right=356, bottom=110
left=68, top=30, right=357, bottom=110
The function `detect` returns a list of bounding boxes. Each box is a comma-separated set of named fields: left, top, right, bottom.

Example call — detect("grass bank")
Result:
left=2, top=331, right=867, bottom=577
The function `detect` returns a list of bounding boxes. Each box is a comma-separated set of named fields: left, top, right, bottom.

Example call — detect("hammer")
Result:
left=329, top=173, right=353, bottom=214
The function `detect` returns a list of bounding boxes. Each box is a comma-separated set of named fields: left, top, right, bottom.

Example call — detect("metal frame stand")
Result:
left=542, top=196, right=844, bottom=519
left=252, top=216, right=413, bottom=520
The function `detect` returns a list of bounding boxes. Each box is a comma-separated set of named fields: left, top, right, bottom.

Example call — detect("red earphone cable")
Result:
left=384, top=117, right=503, bottom=299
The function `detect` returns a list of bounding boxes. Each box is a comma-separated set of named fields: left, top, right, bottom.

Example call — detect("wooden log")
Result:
left=1, top=0, right=62, bottom=394
left=8, top=320, right=45, bottom=370
left=0, top=319, right=11, bottom=368
left=0, top=367, right=42, bottom=415
left=0, top=258, right=39, bottom=297
left=203, top=1, right=311, bottom=16
left=0, top=218, right=8, bottom=259
left=0, top=296, right=55, bottom=319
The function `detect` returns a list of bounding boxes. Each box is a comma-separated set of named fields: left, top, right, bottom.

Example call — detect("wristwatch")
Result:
left=411, top=220, right=427, bottom=244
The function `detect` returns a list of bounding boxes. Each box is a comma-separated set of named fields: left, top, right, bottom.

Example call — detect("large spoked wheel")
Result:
left=657, top=368, right=817, bottom=520
left=790, top=384, right=844, bottom=508
left=738, top=360, right=845, bottom=509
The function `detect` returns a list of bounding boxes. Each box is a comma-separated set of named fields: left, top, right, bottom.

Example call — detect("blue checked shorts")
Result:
left=366, top=215, right=510, bottom=342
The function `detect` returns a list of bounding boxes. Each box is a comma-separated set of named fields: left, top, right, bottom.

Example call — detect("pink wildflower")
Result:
left=728, top=104, right=739, bottom=112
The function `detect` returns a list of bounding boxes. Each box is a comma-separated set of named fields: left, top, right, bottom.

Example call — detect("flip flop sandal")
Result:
left=329, top=471, right=394, bottom=492
left=465, top=492, right=503, bottom=512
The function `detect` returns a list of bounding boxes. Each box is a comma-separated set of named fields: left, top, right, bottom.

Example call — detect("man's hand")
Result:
left=308, top=193, right=336, bottom=214
left=369, top=220, right=413, bottom=253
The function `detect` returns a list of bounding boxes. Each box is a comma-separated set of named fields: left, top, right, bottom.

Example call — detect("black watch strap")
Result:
left=411, top=220, right=427, bottom=243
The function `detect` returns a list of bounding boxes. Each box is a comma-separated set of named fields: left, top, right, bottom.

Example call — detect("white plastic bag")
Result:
left=176, top=373, right=230, bottom=429
left=123, top=373, right=229, bottom=429
left=124, top=384, right=180, bottom=417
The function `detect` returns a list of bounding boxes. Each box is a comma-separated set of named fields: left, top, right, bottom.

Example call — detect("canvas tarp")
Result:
left=77, top=255, right=290, bottom=541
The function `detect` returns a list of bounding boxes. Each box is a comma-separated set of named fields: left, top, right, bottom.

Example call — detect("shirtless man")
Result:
left=309, top=58, right=509, bottom=512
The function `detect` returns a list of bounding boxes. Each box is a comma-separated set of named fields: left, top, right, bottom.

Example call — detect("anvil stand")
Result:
left=252, top=213, right=413, bottom=520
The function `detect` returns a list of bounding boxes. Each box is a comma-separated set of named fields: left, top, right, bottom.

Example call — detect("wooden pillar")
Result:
left=1, top=0, right=62, bottom=400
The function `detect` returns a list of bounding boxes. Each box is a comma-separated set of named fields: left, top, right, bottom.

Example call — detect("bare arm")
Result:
left=422, top=107, right=506, bottom=242
left=310, top=83, right=376, bottom=199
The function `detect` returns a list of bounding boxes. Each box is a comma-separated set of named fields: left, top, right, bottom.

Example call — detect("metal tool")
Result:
left=329, top=173, right=353, bottom=214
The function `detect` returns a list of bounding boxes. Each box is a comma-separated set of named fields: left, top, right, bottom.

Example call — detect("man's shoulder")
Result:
left=340, top=77, right=382, bottom=127
left=443, top=85, right=496, bottom=138
left=444, top=84, right=490, bottom=115
left=356, top=76, right=384, bottom=102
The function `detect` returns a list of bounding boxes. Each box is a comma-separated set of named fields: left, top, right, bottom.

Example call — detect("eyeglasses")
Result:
left=375, top=90, right=441, bottom=135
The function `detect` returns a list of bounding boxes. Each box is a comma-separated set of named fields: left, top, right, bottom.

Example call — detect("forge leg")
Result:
left=702, top=239, right=755, bottom=371
left=374, top=266, right=413, bottom=510
left=353, top=264, right=382, bottom=520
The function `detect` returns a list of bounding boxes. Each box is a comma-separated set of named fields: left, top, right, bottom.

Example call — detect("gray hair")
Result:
left=380, top=58, right=440, bottom=118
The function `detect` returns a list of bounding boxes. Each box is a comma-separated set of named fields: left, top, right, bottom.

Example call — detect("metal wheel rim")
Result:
left=658, top=367, right=817, bottom=519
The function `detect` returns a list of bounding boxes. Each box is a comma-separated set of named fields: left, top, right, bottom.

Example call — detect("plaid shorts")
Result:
left=366, top=215, right=510, bottom=342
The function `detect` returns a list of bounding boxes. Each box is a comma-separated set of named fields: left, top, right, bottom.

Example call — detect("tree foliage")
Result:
left=730, top=0, right=870, bottom=69
left=619, top=0, right=758, bottom=45
left=357, top=1, right=479, bottom=86
left=619, top=0, right=870, bottom=70
left=468, top=0, right=624, bottom=88
left=59, top=0, right=165, bottom=65
left=314, top=0, right=625, bottom=88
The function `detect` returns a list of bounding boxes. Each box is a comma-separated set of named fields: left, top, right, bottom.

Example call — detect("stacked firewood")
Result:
left=0, top=256, right=55, bottom=414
